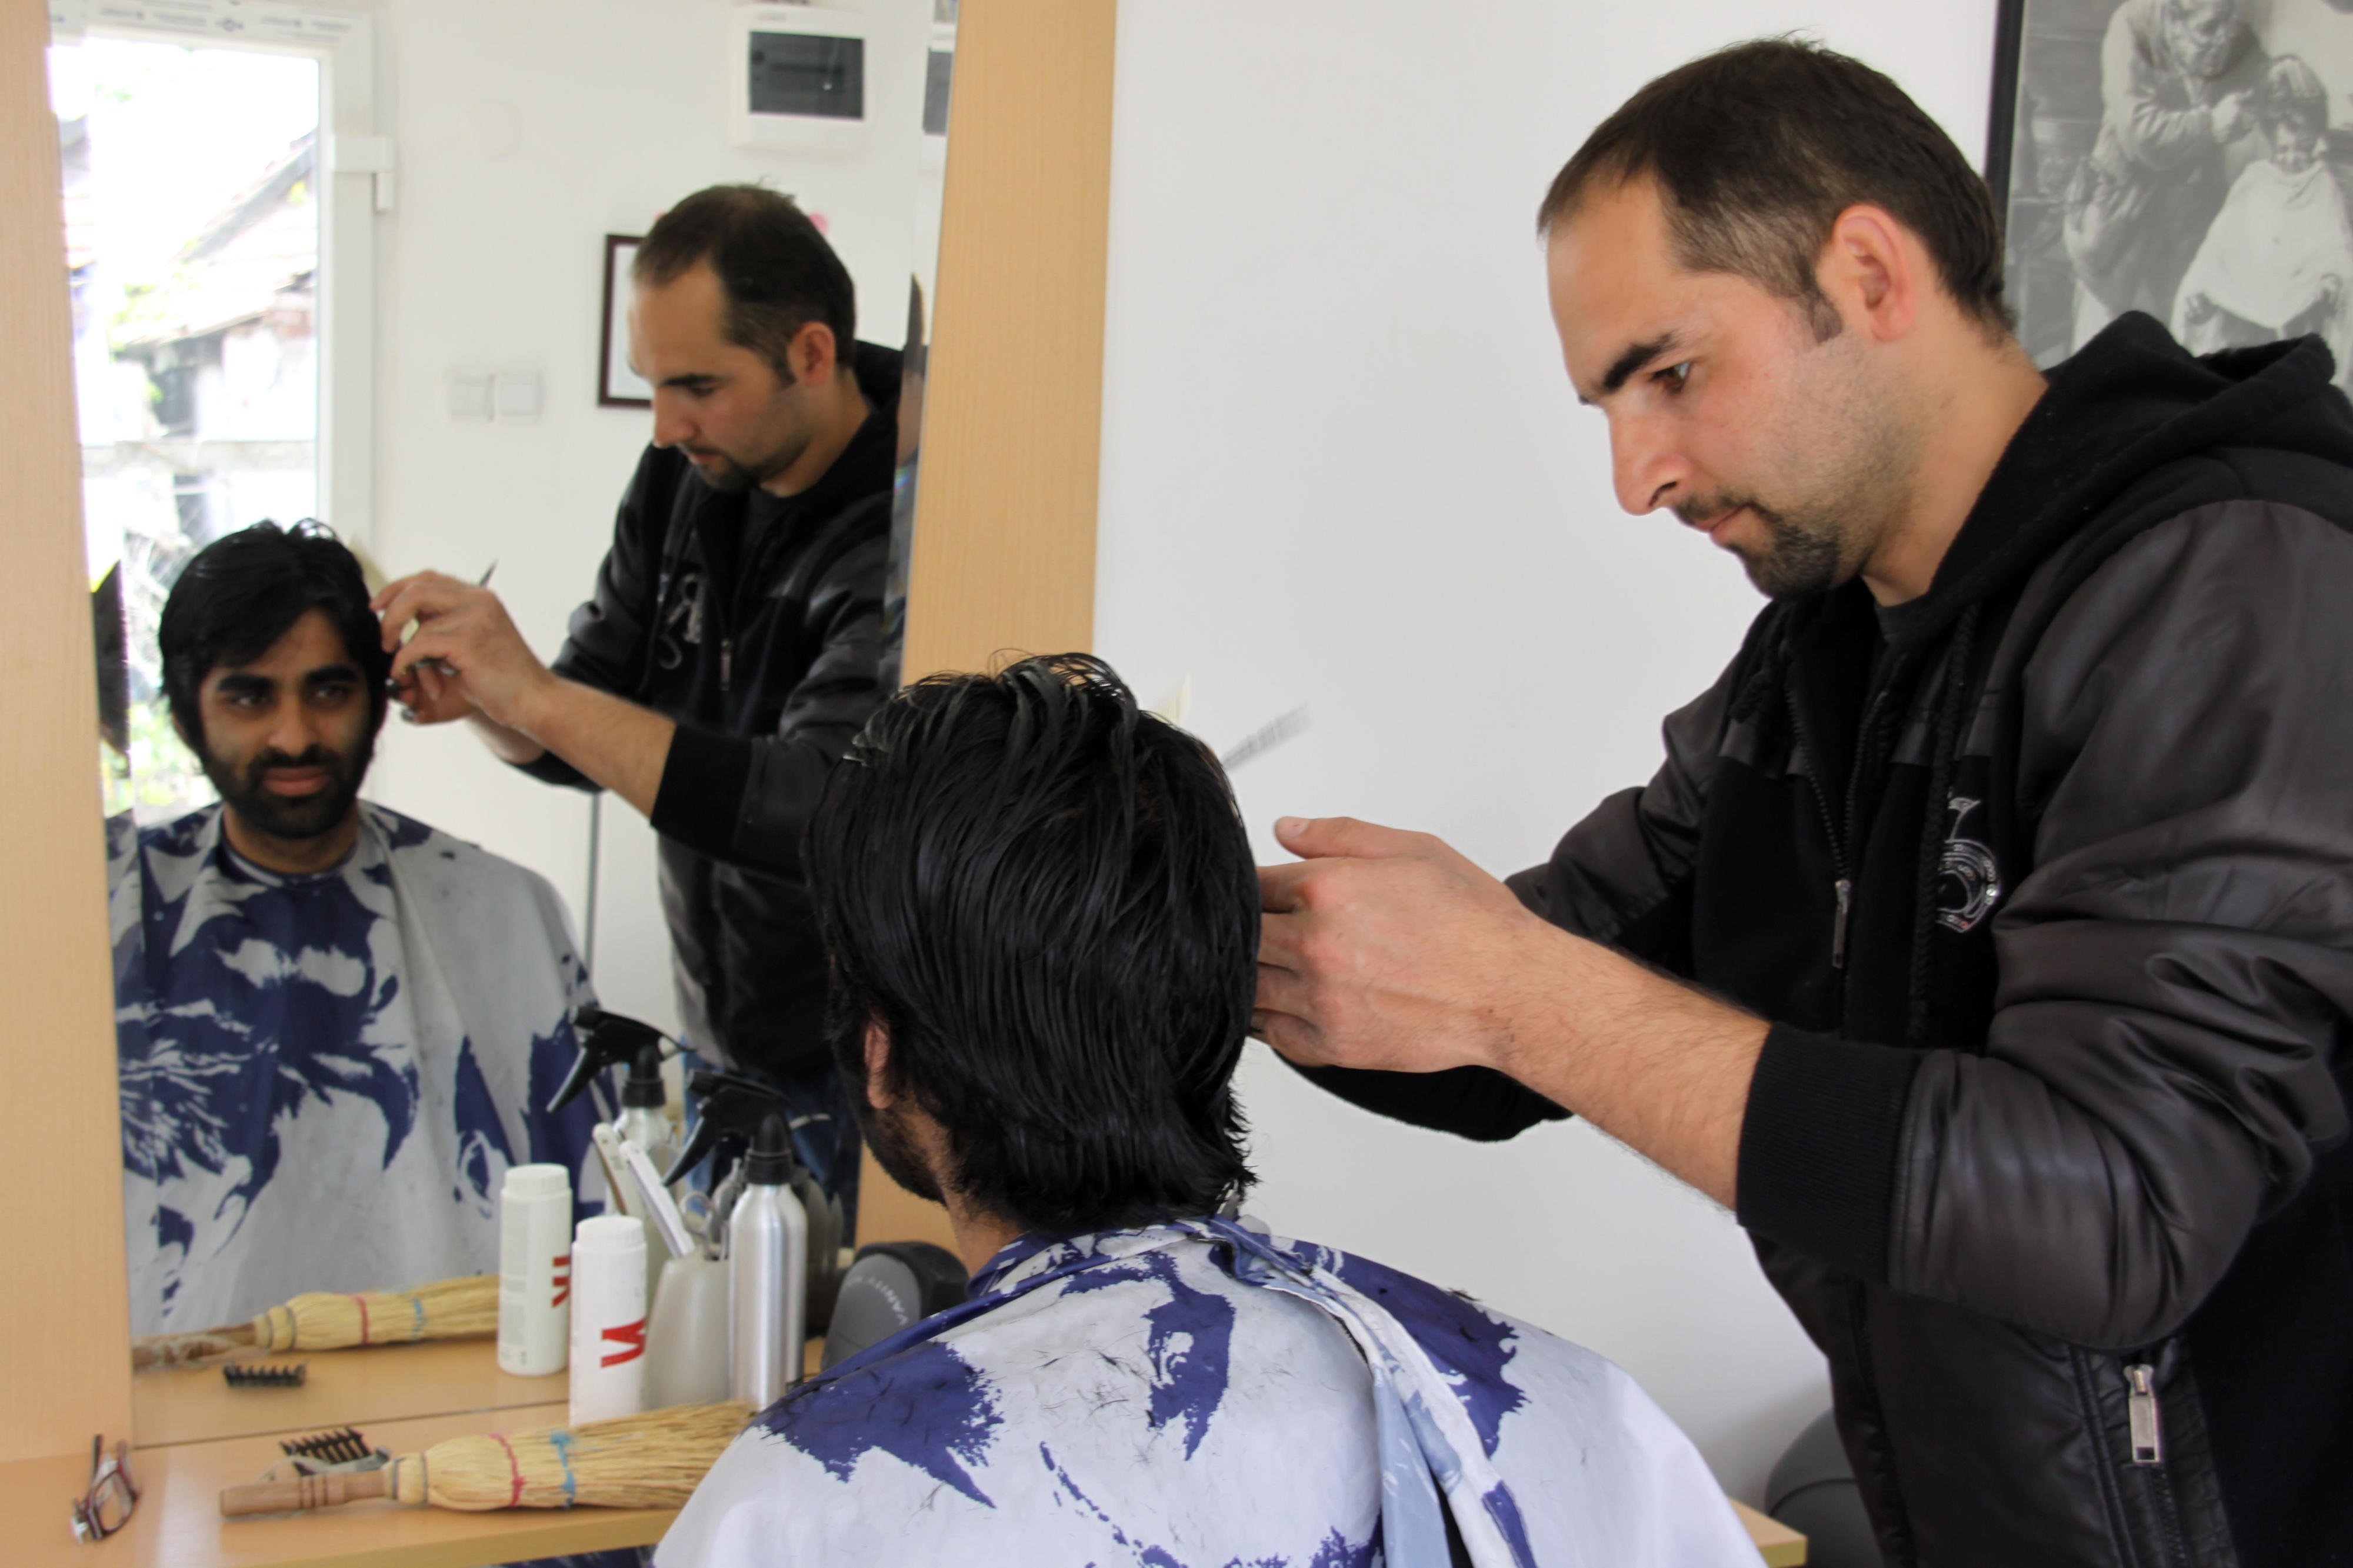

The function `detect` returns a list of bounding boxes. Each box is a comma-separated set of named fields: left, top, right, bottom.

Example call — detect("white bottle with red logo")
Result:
left=497, top=1164, right=572, bottom=1376
left=568, top=1213, right=649, bottom=1424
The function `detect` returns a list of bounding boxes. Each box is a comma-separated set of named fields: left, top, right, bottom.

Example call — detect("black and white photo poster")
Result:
left=1992, top=0, right=2353, bottom=384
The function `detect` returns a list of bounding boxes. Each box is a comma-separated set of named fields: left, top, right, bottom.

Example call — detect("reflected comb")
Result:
left=222, top=1362, right=307, bottom=1389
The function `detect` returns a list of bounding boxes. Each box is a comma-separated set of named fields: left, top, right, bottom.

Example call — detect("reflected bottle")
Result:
left=497, top=1164, right=572, bottom=1376
left=728, top=1113, right=808, bottom=1408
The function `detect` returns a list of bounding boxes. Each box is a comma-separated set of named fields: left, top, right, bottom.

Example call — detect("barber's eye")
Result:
left=1656, top=361, right=1694, bottom=392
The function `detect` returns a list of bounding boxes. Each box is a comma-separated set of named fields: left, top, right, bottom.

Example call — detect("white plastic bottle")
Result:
left=569, top=1213, right=649, bottom=1424
left=497, top=1164, right=572, bottom=1377
left=728, top=1113, right=808, bottom=1407
left=644, top=1251, right=732, bottom=1407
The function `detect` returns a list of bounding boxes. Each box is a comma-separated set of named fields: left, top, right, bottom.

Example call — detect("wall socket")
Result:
left=447, top=369, right=543, bottom=423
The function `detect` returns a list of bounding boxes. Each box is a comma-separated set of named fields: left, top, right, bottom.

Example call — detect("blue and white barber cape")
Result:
left=659, top=1216, right=1756, bottom=1568
left=111, top=800, right=602, bottom=1336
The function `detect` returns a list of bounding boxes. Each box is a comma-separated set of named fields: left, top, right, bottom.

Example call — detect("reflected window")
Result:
left=52, top=38, right=321, bottom=822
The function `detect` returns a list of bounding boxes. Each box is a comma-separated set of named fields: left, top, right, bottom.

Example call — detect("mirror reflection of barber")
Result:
left=375, top=187, right=905, bottom=1207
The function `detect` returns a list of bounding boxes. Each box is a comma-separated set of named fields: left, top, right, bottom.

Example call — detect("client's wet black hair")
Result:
left=159, top=521, right=392, bottom=749
left=807, top=652, right=1257, bottom=1234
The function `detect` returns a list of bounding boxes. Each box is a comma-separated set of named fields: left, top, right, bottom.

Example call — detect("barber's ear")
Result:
left=1818, top=202, right=1919, bottom=342
left=863, top=1019, right=895, bottom=1111
left=793, top=319, right=839, bottom=386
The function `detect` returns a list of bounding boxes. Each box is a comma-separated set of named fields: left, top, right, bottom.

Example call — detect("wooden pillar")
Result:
left=0, top=0, right=136, bottom=1461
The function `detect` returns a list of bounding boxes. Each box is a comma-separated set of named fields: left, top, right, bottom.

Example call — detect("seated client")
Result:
left=660, top=655, right=1754, bottom=1567
left=114, top=522, right=599, bottom=1335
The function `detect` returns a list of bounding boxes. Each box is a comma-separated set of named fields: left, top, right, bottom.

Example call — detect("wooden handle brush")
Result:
left=220, top=1401, right=754, bottom=1517
left=134, top=1274, right=498, bottom=1368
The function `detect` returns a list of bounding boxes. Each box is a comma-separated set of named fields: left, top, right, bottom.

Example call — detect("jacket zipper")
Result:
left=721, top=637, right=734, bottom=693
left=1785, top=682, right=1886, bottom=985
left=2122, top=1360, right=2195, bottom=1568
left=2125, top=1362, right=2164, bottom=1464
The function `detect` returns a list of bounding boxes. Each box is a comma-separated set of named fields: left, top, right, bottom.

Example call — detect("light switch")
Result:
left=448, top=373, right=492, bottom=421
left=495, top=372, right=542, bottom=422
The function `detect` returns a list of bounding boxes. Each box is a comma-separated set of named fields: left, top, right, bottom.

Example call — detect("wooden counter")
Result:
left=133, top=1339, right=568, bottom=1451
left=2, top=1336, right=1804, bottom=1564
left=2, top=1403, right=672, bottom=1568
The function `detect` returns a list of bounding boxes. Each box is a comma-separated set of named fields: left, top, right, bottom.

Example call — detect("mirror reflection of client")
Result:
left=658, top=656, right=1756, bottom=1568
left=113, top=523, right=599, bottom=1336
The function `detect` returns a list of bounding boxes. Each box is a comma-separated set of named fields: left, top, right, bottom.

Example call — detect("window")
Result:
left=51, top=0, right=378, bottom=819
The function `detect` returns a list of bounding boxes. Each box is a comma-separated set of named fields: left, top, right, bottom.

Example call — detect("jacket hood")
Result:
left=1896, top=313, right=2353, bottom=646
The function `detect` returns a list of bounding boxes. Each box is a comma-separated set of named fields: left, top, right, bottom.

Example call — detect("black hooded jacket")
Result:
left=1304, top=316, right=2353, bottom=1566
left=521, top=343, right=901, bottom=1082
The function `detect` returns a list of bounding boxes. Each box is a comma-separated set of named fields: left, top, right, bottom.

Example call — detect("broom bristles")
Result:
left=254, top=1274, right=498, bottom=1351
left=392, top=1401, right=756, bottom=1512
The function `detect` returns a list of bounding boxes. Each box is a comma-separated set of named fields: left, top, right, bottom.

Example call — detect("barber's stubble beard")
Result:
left=685, top=371, right=811, bottom=495
left=688, top=441, right=806, bottom=495
left=200, top=729, right=375, bottom=849
left=1675, top=330, right=1921, bottom=601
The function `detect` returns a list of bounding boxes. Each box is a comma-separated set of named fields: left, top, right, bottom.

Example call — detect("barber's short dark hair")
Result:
left=1537, top=38, right=2008, bottom=336
left=159, top=521, right=391, bottom=748
left=634, top=184, right=856, bottom=379
left=808, top=653, right=1257, bottom=1234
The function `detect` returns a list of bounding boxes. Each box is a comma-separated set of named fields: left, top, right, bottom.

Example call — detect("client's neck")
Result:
left=941, top=1190, right=1022, bottom=1278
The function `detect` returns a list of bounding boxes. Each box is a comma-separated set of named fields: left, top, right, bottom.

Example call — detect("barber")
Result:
left=1255, top=41, right=2352, bottom=1567
left=374, top=185, right=899, bottom=1200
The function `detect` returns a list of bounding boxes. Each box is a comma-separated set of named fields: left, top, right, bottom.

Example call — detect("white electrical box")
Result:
left=729, top=4, right=867, bottom=154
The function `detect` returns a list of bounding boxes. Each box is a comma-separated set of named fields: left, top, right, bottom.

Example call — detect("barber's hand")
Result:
left=1254, top=816, right=1555, bottom=1076
left=2212, top=92, right=2251, bottom=144
left=372, top=571, right=553, bottom=732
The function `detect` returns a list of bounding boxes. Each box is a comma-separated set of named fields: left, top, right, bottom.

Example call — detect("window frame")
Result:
left=49, top=0, right=379, bottom=546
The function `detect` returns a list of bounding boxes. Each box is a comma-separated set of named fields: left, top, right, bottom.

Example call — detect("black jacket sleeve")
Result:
left=646, top=521, right=892, bottom=879
left=1748, top=501, right=2353, bottom=1349
left=1291, top=662, right=1736, bottom=1142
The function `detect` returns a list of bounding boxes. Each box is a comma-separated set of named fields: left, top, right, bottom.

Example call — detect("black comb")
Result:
left=280, top=1427, right=371, bottom=1465
left=222, top=1362, right=308, bottom=1389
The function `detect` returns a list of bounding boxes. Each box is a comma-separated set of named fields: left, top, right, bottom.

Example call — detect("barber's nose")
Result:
left=1609, top=411, right=1688, bottom=516
left=650, top=390, right=694, bottom=451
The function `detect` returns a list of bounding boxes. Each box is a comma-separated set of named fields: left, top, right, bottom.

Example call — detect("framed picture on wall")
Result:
left=599, top=233, right=653, bottom=408
left=1988, top=0, right=2353, bottom=384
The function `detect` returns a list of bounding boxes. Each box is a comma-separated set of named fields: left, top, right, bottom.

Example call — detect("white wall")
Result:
left=356, top=0, right=937, bottom=1034
left=1095, top=0, right=2000, bottom=1503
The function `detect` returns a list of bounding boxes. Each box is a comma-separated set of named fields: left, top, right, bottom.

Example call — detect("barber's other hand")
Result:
left=372, top=571, right=552, bottom=732
left=1255, top=816, right=1551, bottom=1076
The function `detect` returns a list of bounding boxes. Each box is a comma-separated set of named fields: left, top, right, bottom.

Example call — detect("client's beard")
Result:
left=202, top=738, right=371, bottom=846
left=846, top=1083, right=944, bottom=1205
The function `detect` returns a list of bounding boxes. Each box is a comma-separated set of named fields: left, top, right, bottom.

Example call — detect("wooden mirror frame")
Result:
left=0, top=0, right=1114, bottom=1462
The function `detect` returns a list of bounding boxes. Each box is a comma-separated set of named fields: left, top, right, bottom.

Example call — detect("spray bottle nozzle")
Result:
left=547, top=1005, right=672, bottom=1115
left=619, top=1044, right=666, bottom=1109
left=661, top=1069, right=800, bottom=1188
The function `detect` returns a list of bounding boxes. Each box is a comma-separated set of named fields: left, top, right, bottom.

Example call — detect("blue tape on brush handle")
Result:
left=549, top=1429, right=579, bottom=1506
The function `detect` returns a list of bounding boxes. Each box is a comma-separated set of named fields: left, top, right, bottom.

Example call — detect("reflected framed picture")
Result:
left=1988, top=0, right=2353, bottom=386
left=598, top=233, right=652, bottom=408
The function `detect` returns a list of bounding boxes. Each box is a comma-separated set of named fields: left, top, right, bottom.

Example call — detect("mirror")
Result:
left=52, top=0, right=957, bottom=1424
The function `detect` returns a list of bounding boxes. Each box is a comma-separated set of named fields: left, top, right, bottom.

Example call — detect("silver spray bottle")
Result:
left=727, top=1112, right=808, bottom=1406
